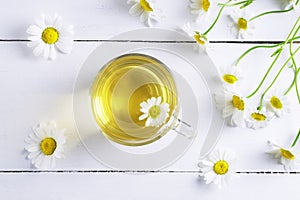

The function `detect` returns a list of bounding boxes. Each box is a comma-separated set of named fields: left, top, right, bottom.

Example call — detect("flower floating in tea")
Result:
left=127, top=0, right=164, bottom=27
left=27, top=14, right=74, bottom=60
left=139, top=96, right=170, bottom=127
left=267, top=140, right=300, bottom=171
left=24, top=121, right=66, bottom=169
left=229, top=9, right=255, bottom=39
left=198, top=149, right=238, bottom=189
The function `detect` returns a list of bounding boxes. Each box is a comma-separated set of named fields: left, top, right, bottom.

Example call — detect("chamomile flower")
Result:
left=127, top=0, right=163, bottom=27
left=229, top=9, right=255, bottom=39
left=267, top=140, right=300, bottom=171
left=264, top=90, right=290, bottom=117
left=189, top=0, right=217, bottom=22
left=25, top=121, right=66, bottom=169
left=284, top=0, right=298, bottom=10
left=219, top=65, right=242, bottom=89
left=198, top=149, right=237, bottom=189
left=214, top=89, right=246, bottom=127
left=139, top=96, right=170, bottom=127
left=182, top=22, right=209, bottom=53
left=246, top=107, right=274, bottom=129
left=27, top=14, right=74, bottom=60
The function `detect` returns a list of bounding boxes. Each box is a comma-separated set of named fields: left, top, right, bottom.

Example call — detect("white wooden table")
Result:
left=1, top=1, right=300, bottom=199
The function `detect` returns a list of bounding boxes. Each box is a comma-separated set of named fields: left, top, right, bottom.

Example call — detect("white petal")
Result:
left=129, top=4, right=143, bottom=16
left=54, top=149, right=64, bottom=159
left=27, top=40, right=41, bottom=48
left=223, top=105, right=234, bottom=118
left=190, top=3, right=200, bottom=10
left=231, top=110, right=245, bottom=126
left=38, top=156, right=48, bottom=169
left=49, top=45, right=57, bottom=60
left=27, top=25, right=43, bottom=36
left=139, top=113, right=148, bottom=120
left=28, top=35, right=42, bottom=42
left=140, top=101, right=149, bottom=109
left=140, top=11, right=150, bottom=23
left=53, top=15, right=63, bottom=30
left=25, top=144, right=40, bottom=152
left=43, top=45, right=51, bottom=60
left=127, top=0, right=139, bottom=5
left=58, top=25, right=74, bottom=37
left=145, top=17, right=152, bottom=27
left=160, top=103, right=170, bottom=113
left=140, top=108, right=149, bottom=113
left=149, top=97, right=156, bottom=105
left=55, top=38, right=73, bottom=54
left=44, top=156, right=54, bottom=169
left=44, top=14, right=54, bottom=27
left=200, top=160, right=214, bottom=167
left=32, top=153, right=44, bottom=167
left=156, top=96, right=162, bottom=105
left=27, top=151, right=41, bottom=160
left=33, top=42, right=46, bottom=57
left=35, top=15, right=46, bottom=29
left=145, top=118, right=151, bottom=127
left=204, top=171, right=217, bottom=184
left=50, top=156, right=56, bottom=168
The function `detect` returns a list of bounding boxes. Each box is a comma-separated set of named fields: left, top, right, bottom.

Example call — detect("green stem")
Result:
left=249, top=8, right=293, bottom=22
left=235, top=36, right=300, bottom=66
left=291, top=129, right=300, bottom=147
left=235, top=44, right=280, bottom=66
left=203, top=0, right=231, bottom=35
left=218, top=0, right=248, bottom=7
left=285, top=21, right=300, bottom=103
left=284, top=65, right=298, bottom=95
left=246, top=52, right=282, bottom=99
left=245, top=17, right=300, bottom=98
left=258, top=46, right=300, bottom=109
left=218, top=0, right=255, bottom=7
left=295, top=68, right=300, bottom=103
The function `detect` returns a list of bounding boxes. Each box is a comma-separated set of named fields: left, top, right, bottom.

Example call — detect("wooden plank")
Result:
left=0, top=42, right=299, bottom=171
left=0, top=172, right=299, bottom=199
left=0, top=0, right=299, bottom=40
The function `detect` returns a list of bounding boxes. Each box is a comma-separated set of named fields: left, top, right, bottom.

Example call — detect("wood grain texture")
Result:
left=0, top=0, right=300, bottom=199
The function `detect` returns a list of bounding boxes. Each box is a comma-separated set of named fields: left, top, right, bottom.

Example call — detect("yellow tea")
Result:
left=90, top=54, right=179, bottom=146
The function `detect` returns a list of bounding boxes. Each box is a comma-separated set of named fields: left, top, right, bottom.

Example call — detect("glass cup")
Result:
left=90, top=53, right=193, bottom=146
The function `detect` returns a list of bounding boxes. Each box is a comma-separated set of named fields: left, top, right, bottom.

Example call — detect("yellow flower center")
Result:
left=223, top=74, right=238, bottom=84
left=280, top=148, right=295, bottom=160
left=213, top=160, right=229, bottom=175
left=232, top=95, right=245, bottom=110
left=251, top=112, right=266, bottom=121
left=149, top=105, right=161, bottom=119
left=140, top=0, right=153, bottom=12
left=238, top=18, right=248, bottom=30
left=202, top=0, right=211, bottom=12
left=40, top=137, right=57, bottom=156
left=194, top=33, right=205, bottom=45
left=270, top=96, right=283, bottom=109
left=42, top=27, right=59, bottom=44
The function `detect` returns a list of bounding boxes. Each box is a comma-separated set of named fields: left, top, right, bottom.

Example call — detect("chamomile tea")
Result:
left=90, top=53, right=179, bottom=146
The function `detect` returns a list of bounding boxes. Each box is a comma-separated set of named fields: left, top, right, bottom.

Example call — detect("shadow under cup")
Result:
left=90, top=53, right=181, bottom=146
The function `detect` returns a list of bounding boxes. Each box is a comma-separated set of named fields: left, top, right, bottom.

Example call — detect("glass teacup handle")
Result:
left=171, top=116, right=195, bottom=139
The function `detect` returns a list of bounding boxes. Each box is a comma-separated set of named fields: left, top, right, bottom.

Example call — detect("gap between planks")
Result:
left=0, top=39, right=299, bottom=44
left=0, top=170, right=299, bottom=175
